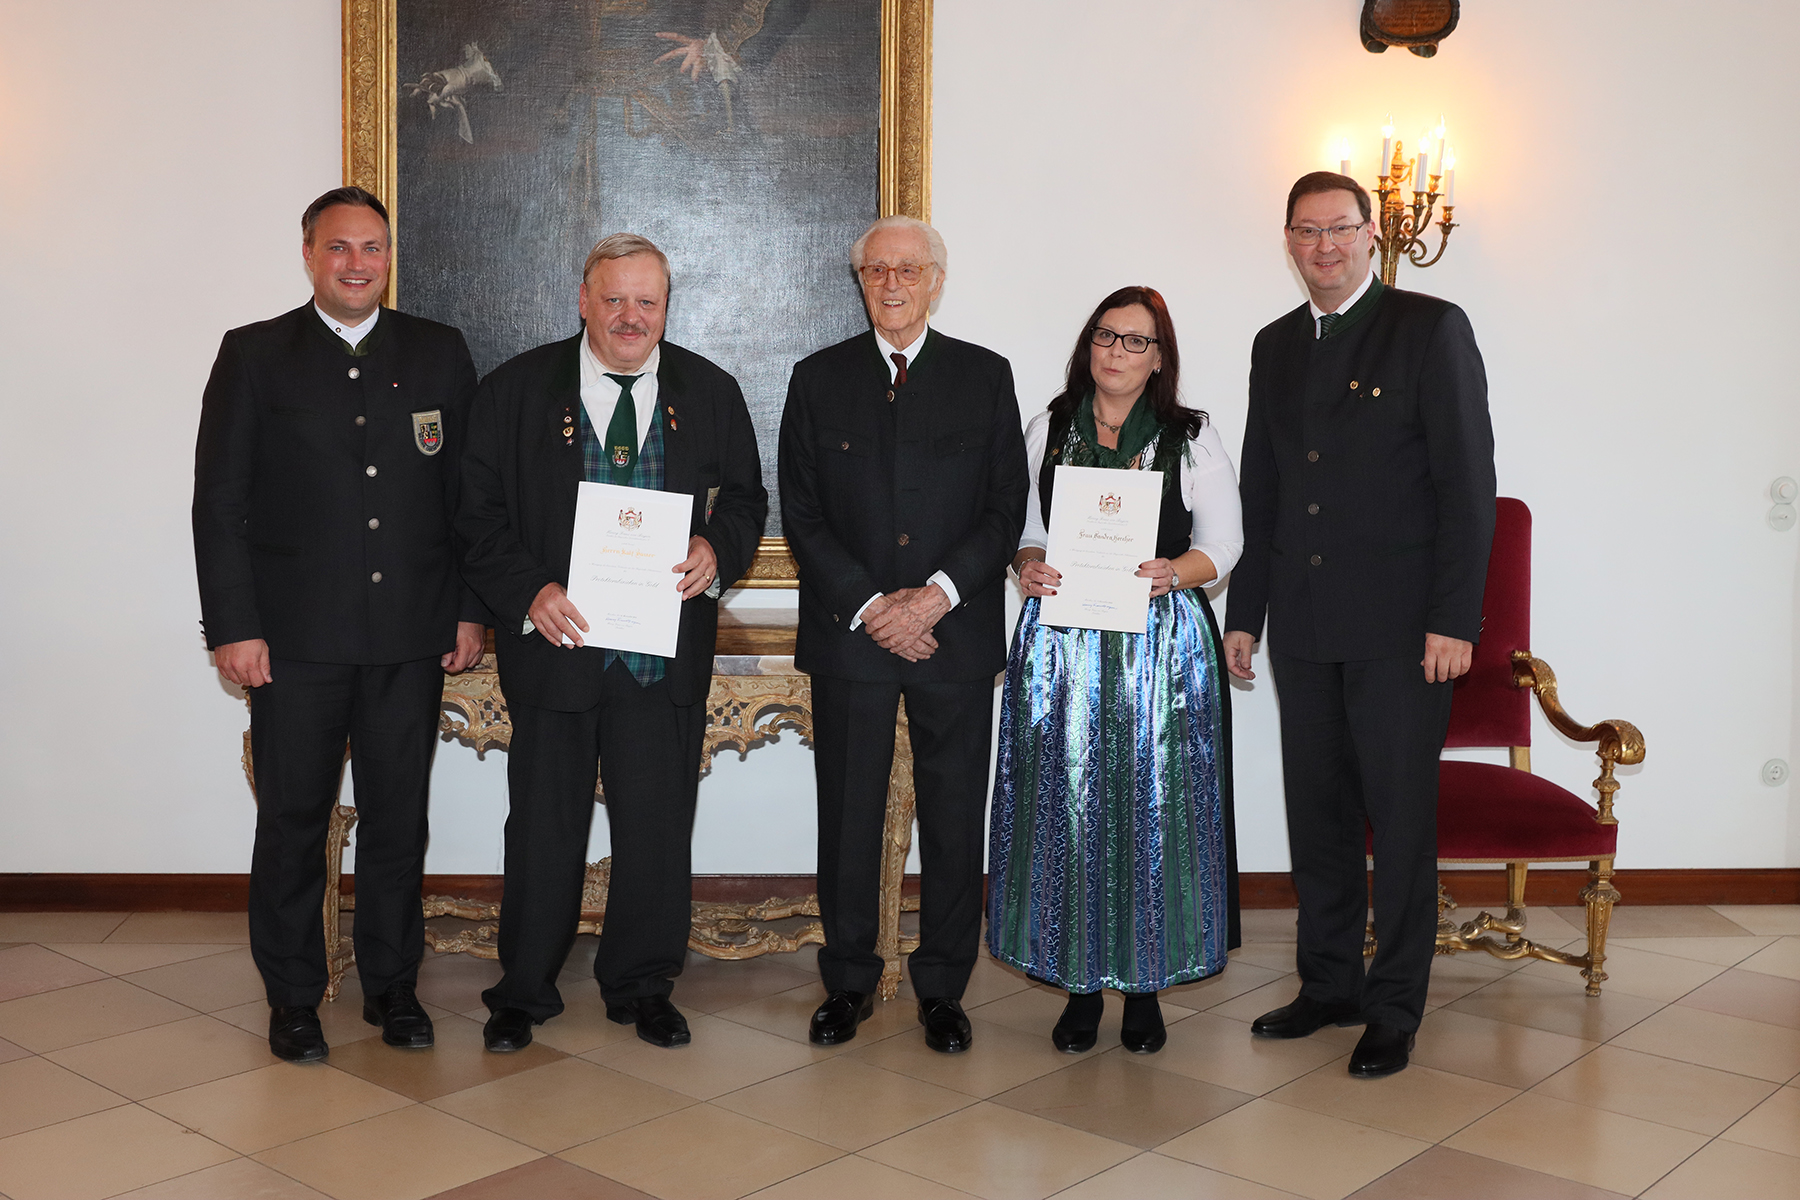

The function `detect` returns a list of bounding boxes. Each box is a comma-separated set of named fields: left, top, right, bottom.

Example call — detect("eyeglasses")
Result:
left=858, top=262, right=933, bottom=286
left=1286, top=222, right=1369, bottom=246
left=1090, top=327, right=1158, bottom=354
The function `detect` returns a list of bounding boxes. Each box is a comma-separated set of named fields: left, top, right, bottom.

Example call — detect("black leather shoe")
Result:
left=1051, top=992, right=1102, bottom=1053
left=1348, top=1022, right=1415, bottom=1078
left=917, top=997, right=972, bottom=1053
left=1120, top=992, right=1166, bottom=1054
left=268, top=1005, right=328, bottom=1063
left=483, top=1007, right=536, bottom=1053
left=809, top=990, right=875, bottom=1045
left=607, top=995, right=691, bottom=1048
left=1250, top=994, right=1363, bottom=1039
left=363, top=982, right=434, bottom=1048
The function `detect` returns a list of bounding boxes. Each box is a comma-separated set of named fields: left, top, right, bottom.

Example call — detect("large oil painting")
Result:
left=343, top=0, right=932, bottom=544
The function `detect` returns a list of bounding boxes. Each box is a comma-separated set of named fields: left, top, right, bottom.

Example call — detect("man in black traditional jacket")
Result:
left=193, top=187, right=486, bottom=1062
left=779, top=216, right=1029, bottom=1052
left=1223, top=172, right=1496, bottom=1078
left=456, top=234, right=766, bottom=1052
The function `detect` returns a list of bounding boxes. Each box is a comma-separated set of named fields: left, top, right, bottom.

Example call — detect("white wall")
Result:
left=1, top=1, right=1795, bottom=875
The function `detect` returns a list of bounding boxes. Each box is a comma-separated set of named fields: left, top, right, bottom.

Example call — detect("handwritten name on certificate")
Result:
left=1037, top=465, right=1164, bottom=635
left=566, top=481, right=690, bottom=658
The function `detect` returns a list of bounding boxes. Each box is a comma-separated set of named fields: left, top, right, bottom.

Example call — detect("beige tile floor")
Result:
left=0, top=907, right=1796, bottom=1199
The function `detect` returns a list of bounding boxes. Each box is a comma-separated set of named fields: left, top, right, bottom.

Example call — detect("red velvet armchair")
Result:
left=1431, top=498, right=1646, bottom=995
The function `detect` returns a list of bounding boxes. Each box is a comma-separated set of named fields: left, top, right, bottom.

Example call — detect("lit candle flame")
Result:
left=1382, top=114, right=1395, bottom=138
left=1443, top=144, right=1457, bottom=171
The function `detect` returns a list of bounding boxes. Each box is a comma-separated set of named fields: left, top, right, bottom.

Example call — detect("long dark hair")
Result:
left=1047, top=285, right=1204, bottom=441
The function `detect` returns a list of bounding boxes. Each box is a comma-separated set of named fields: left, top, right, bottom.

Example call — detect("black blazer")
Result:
left=456, top=336, right=766, bottom=710
left=779, top=329, right=1029, bottom=683
left=1225, top=286, right=1496, bottom=662
left=192, top=303, right=481, bottom=664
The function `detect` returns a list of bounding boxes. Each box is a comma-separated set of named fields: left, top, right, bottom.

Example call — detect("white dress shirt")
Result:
left=1308, top=267, right=1375, bottom=339
left=524, top=338, right=665, bottom=637
left=315, top=303, right=379, bottom=348
left=1018, top=408, right=1244, bottom=582
left=852, top=324, right=963, bottom=629
left=579, top=336, right=661, bottom=449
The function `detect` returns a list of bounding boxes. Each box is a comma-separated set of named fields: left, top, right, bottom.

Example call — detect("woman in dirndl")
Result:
left=986, top=285, right=1242, bottom=1054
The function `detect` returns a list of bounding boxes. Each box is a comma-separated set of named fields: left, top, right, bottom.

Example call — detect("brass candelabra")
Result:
left=1372, top=139, right=1456, bottom=286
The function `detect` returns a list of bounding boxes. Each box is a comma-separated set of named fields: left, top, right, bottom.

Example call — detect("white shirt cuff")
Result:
left=849, top=592, right=883, bottom=631
left=927, top=570, right=960, bottom=609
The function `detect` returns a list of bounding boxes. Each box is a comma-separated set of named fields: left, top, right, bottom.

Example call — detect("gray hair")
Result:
left=850, top=215, right=946, bottom=312
left=582, top=232, right=671, bottom=290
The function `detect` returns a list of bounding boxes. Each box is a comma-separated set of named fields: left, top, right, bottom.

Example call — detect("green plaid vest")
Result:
left=578, top=393, right=669, bottom=686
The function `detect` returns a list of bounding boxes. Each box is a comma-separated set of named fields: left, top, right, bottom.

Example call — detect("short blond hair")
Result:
left=582, top=232, right=671, bottom=290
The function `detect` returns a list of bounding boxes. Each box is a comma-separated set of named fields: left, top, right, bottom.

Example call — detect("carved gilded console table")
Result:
left=259, top=608, right=923, bottom=1002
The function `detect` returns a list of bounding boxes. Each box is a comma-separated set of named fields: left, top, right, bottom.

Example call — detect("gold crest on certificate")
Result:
left=1037, top=465, right=1164, bottom=634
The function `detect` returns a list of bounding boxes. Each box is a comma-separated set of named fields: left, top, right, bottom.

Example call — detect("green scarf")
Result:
left=1070, top=392, right=1162, bottom=470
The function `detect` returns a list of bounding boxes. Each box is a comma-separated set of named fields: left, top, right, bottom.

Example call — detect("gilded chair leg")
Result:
left=322, top=804, right=359, bottom=1003
left=1579, top=856, right=1620, bottom=997
left=874, top=700, right=917, bottom=1001
left=1505, top=862, right=1529, bottom=943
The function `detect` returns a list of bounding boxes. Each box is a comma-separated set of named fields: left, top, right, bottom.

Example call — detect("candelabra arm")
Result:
left=1406, top=212, right=1457, bottom=270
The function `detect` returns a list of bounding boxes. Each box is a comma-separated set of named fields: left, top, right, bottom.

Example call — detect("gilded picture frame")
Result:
left=340, top=0, right=934, bottom=587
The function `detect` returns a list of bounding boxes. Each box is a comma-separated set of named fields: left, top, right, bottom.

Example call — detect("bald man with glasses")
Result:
left=1223, top=171, right=1496, bottom=1079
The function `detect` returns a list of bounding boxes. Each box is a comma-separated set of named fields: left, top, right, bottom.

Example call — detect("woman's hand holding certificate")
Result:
left=1036, top=465, right=1164, bottom=634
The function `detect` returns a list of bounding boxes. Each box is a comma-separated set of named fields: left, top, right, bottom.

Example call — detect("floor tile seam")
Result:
left=1441, top=973, right=1666, bottom=1046
left=1715, top=1125, right=1800, bottom=1160
left=102, top=1099, right=252, bottom=1187
left=1517, top=1063, right=1781, bottom=1141
left=1439, top=1119, right=1662, bottom=1195
left=42, top=1033, right=281, bottom=1102
left=1658, top=1000, right=1800, bottom=1043
left=263, top=1101, right=547, bottom=1167
left=6, top=1003, right=215, bottom=1058
left=0, top=1072, right=136, bottom=1142
left=1254, top=1079, right=1514, bottom=1147
left=1629, top=1131, right=1722, bottom=1198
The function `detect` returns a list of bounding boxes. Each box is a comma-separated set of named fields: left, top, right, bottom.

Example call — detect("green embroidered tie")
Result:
left=1318, top=311, right=1341, bottom=339
left=603, top=374, right=640, bottom=486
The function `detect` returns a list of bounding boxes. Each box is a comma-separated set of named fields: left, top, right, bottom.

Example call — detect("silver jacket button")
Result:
left=365, top=465, right=378, bottom=477
left=368, top=517, right=380, bottom=530
left=348, top=367, right=361, bottom=379
left=370, top=571, right=382, bottom=583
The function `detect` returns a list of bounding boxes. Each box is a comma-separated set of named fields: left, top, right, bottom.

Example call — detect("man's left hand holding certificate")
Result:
left=533, top=482, right=695, bottom=656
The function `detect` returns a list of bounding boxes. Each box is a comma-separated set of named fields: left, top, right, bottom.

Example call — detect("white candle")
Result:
left=1381, top=117, right=1394, bottom=179
left=1337, top=138, right=1352, bottom=178
left=1415, top=150, right=1429, bottom=192
left=1443, top=145, right=1457, bottom=204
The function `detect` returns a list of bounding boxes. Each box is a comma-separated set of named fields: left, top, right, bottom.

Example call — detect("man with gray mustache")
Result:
left=456, top=233, right=766, bottom=1051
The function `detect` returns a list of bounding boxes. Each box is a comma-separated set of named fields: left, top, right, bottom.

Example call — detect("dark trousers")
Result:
left=481, top=662, right=703, bottom=1021
left=247, top=657, right=443, bottom=1007
left=810, top=674, right=995, bottom=999
left=1270, top=651, right=1453, bottom=1031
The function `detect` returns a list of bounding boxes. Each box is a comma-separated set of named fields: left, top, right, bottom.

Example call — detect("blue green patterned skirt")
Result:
left=986, top=590, right=1238, bottom=992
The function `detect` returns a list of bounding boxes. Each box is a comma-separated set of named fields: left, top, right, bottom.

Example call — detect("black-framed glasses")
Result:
left=1286, top=221, right=1369, bottom=246
left=1090, top=327, right=1158, bottom=354
left=858, top=262, right=933, bottom=286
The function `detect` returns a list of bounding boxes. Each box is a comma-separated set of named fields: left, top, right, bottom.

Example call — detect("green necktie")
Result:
left=1318, top=311, right=1341, bottom=339
left=603, top=373, right=640, bottom=485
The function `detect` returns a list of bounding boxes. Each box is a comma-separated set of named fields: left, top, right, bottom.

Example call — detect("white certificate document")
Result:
left=565, top=481, right=690, bottom=657
left=1037, top=465, right=1163, bottom=634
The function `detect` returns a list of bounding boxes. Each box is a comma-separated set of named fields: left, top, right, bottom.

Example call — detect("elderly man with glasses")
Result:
left=778, top=215, right=1028, bottom=1053
left=1222, top=171, right=1496, bottom=1078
